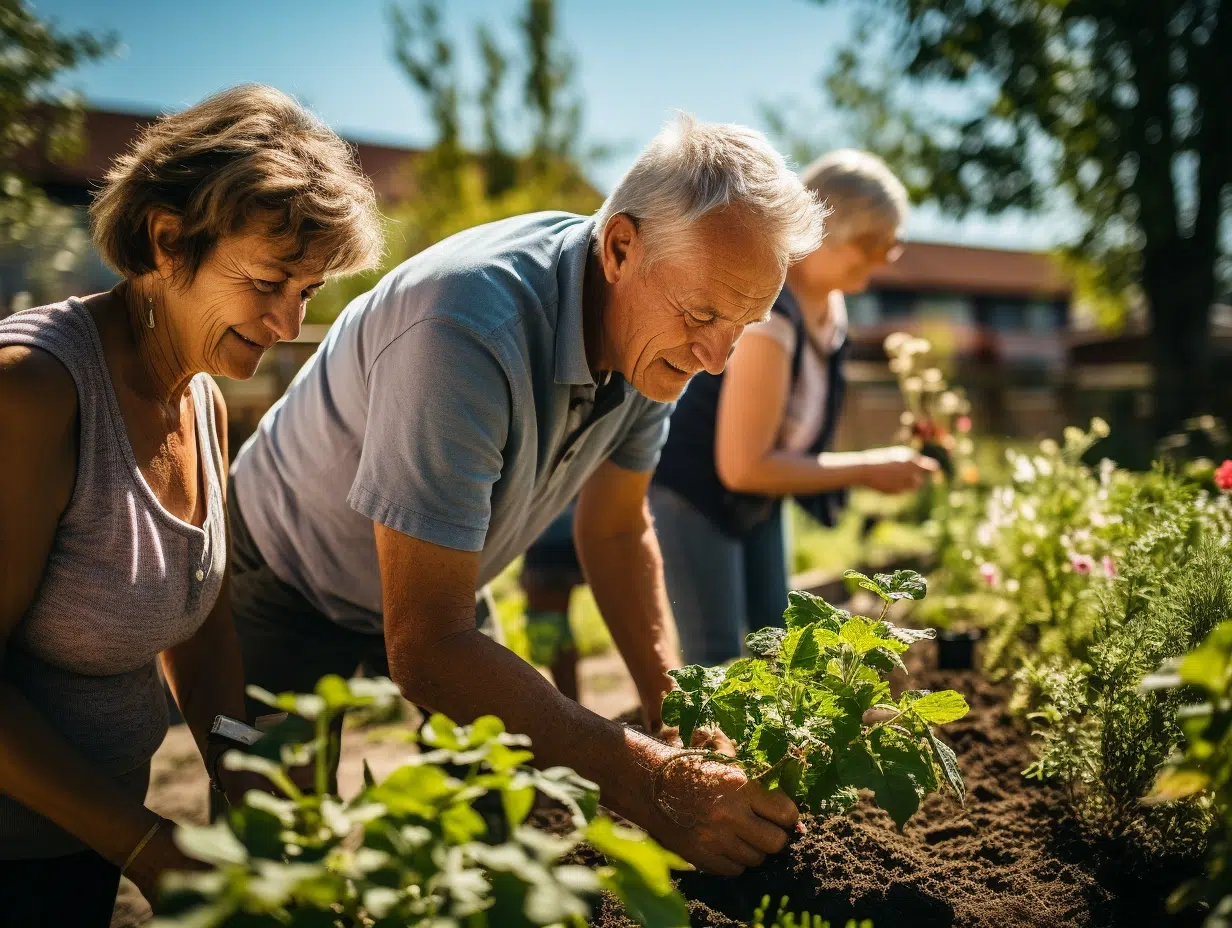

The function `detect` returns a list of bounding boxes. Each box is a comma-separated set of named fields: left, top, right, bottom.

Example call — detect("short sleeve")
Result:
left=347, top=320, right=510, bottom=552
left=609, top=399, right=674, bottom=472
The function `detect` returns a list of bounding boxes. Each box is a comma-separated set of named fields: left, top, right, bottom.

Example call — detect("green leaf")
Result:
left=502, top=783, right=536, bottom=828
left=745, top=626, right=788, bottom=658
left=534, top=766, right=600, bottom=826
left=422, top=713, right=464, bottom=750
left=908, top=691, right=970, bottom=725
left=873, top=569, right=928, bottom=601
left=586, top=817, right=690, bottom=890
left=843, top=569, right=889, bottom=601
left=662, top=665, right=724, bottom=745
left=838, top=616, right=885, bottom=655
left=174, top=822, right=249, bottom=867
left=710, top=689, right=753, bottom=744
left=924, top=727, right=965, bottom=804
left=783, top=590, right=849, bottom=631
left=440, top=802, right=487, bottom=844
left=783, top=623, right=821, bottom=672
left=881, top=622, right=937, bottom=646
left=369, top=764, right=456, bottom=818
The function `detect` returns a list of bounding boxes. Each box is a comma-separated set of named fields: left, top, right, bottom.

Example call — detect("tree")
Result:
left=309, top=0, right=601, bottom=322
left=0, top=1, right=113, bottom=310
left=802, top=0, right=1229, bottom=441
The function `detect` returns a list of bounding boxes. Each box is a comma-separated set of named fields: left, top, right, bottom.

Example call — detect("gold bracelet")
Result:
left=121, top=819, right=164, bottom=874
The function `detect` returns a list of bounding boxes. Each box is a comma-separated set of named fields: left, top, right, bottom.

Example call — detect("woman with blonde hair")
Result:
left=0, top=84, right=382, bottom=924
left=651, top=149, right=937, bottom=665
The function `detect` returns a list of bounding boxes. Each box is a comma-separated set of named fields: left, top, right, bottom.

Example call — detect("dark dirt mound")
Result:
left=582, top=652, right=1205, bottom=928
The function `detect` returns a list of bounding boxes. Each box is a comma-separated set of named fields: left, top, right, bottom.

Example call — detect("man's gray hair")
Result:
left=593, top=113, right=826, bottom=272
left=800, top=149, right=908, bottom=243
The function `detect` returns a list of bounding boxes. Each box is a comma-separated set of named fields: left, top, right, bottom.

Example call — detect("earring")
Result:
left=146, top=297, right=155, bottom=330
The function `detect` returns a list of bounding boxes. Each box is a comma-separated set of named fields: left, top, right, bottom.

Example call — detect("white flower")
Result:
left=1013, top=456, right=1036, bottom=483
left=1022, top=543, right=1036, bottom=557
left=883, top=332, right=911, bottom=355
left=900, top=411, right=916, bottom=426
left=1033, top=456, right=1053, bottom=477
left=1063, top=426, right=1084, bottom=447
left=939, top=391, right=961, bottom=415
left=1006, top=578, right=1021, bottom=593
left=1091, top=417, right=1110, bottom=438
left=976, top=522, right=995, bottom=546
left=1038, top=438, right=1059, bottom=456
left=923, top=368, right=944, bottom=384
left=904, top=376, right=923, bottom=394
left=958, top=438, right=975, bottom=456
left=889, top=356, right=912, bottom=374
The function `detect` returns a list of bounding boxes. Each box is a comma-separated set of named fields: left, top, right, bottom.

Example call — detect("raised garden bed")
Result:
left=586, top=643, right=1203, bottom=928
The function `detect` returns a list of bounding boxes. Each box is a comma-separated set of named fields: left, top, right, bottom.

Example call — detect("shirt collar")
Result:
left=554, top=217, right=599, bottom=386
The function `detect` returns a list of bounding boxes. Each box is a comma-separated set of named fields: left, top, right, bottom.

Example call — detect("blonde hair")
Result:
left=90, top=84, right=384, bottom=282
left=593, top=112, right=826, bottom=273
left=800, top=149, right=907, bottom=243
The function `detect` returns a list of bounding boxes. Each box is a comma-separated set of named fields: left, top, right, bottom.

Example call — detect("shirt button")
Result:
left=195, top=569, right=205, bottom=582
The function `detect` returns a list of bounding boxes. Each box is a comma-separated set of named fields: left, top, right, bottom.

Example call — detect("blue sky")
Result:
left=34, top=0, right=1062, bottom=249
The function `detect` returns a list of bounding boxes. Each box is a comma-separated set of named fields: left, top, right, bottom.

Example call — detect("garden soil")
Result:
left=587, top=651, right=1206, bottom=928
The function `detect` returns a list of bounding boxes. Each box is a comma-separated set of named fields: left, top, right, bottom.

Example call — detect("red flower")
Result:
left=956, top=416, right=972, bottom=434
left=1217, top=460, right=1232, bottom=492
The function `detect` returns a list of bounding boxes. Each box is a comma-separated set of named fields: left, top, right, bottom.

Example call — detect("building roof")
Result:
left=18, top=107, right=425, bottom=204
left=869, top=240, right=1071, bottom=299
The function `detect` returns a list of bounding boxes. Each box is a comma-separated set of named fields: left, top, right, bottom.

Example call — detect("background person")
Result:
left=521, top=503, right=584, bottom=701
left=651, top=149, right=938, bottom=666
left=0, top=84, right=381, bottom=925
left=226, top=114, right=826, bottom=875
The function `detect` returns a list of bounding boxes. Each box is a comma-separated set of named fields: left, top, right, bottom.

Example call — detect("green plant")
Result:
left=661, top=573, right=968, bottom=831
left=752, top=894, right=872, bottom=928
left=153, top=675, right=689, bottom=928
left=1145, top=620, right=1232, bottom=925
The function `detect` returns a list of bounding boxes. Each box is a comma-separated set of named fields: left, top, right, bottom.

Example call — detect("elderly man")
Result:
left=228, top=114, right=825, bottom=874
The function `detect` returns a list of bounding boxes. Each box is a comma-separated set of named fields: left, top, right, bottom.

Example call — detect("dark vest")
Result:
left=653, top=287, right=848, bottom=538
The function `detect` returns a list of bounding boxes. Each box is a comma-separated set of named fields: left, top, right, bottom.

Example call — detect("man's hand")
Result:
left=650, top=755, right=797, bottom=876
left=857, top=446, right=939, bottom=494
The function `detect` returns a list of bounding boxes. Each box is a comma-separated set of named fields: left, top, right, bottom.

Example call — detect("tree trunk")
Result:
left=1143, top=248, right=1215, bottom=445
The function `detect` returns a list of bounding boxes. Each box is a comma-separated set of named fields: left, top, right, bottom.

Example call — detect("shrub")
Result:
left=152, top=675, right=689, bottom=928
left=661, top=572, right=968, bottom=831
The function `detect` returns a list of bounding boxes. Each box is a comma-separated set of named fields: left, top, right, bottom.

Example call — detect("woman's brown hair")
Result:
left=90, top=83, right=383, bottom=282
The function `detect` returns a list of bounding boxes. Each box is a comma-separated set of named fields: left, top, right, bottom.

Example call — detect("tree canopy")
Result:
left=800, top=0, right=1228, bottom=439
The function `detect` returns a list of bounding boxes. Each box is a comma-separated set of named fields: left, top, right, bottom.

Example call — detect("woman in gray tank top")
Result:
left=0, top=85, right=381, bottom=926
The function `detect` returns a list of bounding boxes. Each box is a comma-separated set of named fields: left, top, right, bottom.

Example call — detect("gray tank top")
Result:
left=0, top=298, right=227, bottom=858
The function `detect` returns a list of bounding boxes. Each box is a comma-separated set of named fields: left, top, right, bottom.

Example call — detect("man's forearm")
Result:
left=388, top=627, right=673, bottom=826
left=575, top=521, right=678, bottom=727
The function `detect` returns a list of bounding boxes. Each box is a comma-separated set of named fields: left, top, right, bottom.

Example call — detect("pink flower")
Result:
left=957, top=416, right=973, bottom=434
left=1102, top=556, right=1117, bottom=578
left=1071, top=554, right=1095, bottom=575
left=980, top=563, right=1000, bottom=587
left=1216, top=460, right=1232, bottom=492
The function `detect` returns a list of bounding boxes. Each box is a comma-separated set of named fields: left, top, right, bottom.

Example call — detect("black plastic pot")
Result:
left=936, top=628, right=982, bottom=671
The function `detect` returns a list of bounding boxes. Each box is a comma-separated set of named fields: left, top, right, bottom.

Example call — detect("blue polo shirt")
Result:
left=231, top=212, right=672, bottom=633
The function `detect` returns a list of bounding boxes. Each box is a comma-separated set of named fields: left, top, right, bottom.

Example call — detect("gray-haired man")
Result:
left=228, top=114, right=825, bottom=874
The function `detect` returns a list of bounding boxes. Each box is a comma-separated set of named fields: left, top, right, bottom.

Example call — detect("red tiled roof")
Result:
left=870, top=240, right=1071, bottom=298
left=18, top=107, right=425, bottom=203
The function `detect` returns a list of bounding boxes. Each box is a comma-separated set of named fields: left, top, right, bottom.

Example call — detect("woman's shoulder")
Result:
left=743, top=311, right=797, bottom=354
left=0, top=344, right=78, bottom=503
left=0, top=343, right=78, bottom=429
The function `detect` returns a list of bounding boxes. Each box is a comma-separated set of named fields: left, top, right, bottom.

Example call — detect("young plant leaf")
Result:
left=873, top=569, right=928, bottom=601
left=784, top=590, right=850, bottom=631
left=745, top=626, right=788, bottom=659
left=909, top=691, right=970, bottom=725
left=924, top=727, right=966, bottom=804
